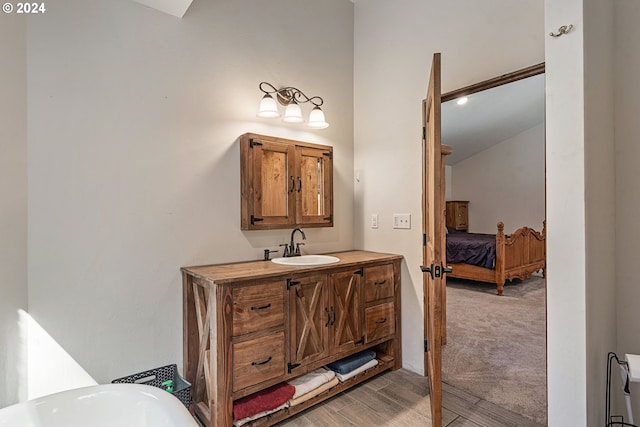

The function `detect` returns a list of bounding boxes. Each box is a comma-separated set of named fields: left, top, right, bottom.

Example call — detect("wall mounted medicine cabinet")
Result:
left=240, top=133, right=333, bottom=230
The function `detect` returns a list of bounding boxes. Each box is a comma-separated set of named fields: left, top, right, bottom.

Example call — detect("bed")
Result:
left=446, top=221, right=546, bottom=296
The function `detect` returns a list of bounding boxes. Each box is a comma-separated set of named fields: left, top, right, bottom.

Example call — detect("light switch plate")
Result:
left=371, top=214, right=379, bottom=229
left=393, top=213, right=411, bottom=229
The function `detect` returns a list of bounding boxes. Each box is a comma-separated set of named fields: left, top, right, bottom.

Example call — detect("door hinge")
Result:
left=323, top=214, right=333, bottom=222
left=250, top=215, right=264, bottom=224
left=422, top=126, right=426, bottom=141
left=423, top=233, right=427, bottom=246
left=287, top=279, right=300, bottom=290
left=288, top=362, right=301, bottom=373
left=355, top=336, right=365, bottom=345
left=354, top=268, right=363, bottom=276
left=249, top=138, right=263, bottom=148
left=323, top=152, right=333, bottom=159
left=424, top=339, right=428, bottom=352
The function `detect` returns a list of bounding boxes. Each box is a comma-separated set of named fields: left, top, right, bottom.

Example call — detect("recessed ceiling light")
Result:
left=456, top=97, right=468, bottom=106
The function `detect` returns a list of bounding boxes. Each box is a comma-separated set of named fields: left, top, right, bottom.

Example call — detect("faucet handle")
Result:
left=295, top=242, right=305, bottom=255
left=279, top=243, right=290, bottom=257
left=263, top=249, right=277, bottom=261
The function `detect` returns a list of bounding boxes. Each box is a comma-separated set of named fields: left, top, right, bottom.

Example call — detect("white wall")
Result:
left=544, top=1, right=587, bottom=424
left=27, top=0, right=354, bottom=386
left=583, top=0, right=616, bottom=424
left=353, top=0, right=544, bottom=374
left=615, top=0, right=640, bottom=419
left=545, top=0, right=617, bottom=424
left=0, top=15, right=27, bottom=408
left=450, top=123, right=545, bottom=234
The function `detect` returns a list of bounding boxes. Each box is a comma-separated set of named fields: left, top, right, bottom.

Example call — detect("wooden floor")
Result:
left=275, top=369, right=545, bottom=427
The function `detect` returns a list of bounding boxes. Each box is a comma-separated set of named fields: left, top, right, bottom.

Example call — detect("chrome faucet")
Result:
left=285, top=228, right=306, bottom=257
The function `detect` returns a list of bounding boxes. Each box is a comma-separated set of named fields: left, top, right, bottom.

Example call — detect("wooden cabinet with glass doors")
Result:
left=240, top=133, right=333, bottom=230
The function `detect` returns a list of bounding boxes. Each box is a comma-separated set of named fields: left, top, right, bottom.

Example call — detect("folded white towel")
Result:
left=287, top=367, right=336, bottom=399
left=232, top=402, right=288, bottom=427
left=289, top=376, right=340, bottom=407
left=336, top=359, right=379, bottom=382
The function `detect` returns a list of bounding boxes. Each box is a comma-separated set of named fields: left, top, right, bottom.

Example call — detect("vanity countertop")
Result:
left=181, top=250, right=402, bottom=285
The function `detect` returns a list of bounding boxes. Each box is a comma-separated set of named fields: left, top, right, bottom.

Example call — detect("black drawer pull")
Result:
left=251, top=303, right=272, bottom=311
left=374, top=279, right=387, bottom=286
left=375, top=318, right=388, bottom=325
left=251, top=356, right=272, bottom=366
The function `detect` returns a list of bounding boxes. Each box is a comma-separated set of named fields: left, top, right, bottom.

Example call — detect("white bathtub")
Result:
left=0, top=384, right=199, bottom=427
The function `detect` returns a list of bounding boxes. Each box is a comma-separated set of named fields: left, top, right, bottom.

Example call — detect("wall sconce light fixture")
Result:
left=257, top=82, right=329, bottom=129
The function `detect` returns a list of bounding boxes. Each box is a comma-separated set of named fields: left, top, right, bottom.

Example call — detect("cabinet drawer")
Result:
left=233, top=281, right=284, bottom=336
left=233, top=331, right=285, bottom=392
left=364, top=264, right=394, bottom=303
left=365, top=302, right=395, bottom=343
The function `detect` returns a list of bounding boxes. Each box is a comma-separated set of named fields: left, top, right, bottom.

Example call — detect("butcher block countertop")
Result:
left=181, top=250, right=403, bottom=284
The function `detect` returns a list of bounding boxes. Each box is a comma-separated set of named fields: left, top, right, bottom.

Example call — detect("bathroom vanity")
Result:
left=181, top=250, right=402, bottom=426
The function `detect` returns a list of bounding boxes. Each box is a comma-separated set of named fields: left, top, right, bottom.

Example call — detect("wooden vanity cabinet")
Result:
left=240, top=133, right=333, bottom=230
left=182, top=251, right=401, bottom=427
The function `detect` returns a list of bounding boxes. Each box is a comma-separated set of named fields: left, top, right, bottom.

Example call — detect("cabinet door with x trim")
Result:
left=289, top=274, right=330, bottom=369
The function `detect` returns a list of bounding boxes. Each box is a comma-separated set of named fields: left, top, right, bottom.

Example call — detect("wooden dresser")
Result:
left=446, top=200, right=469, bottom=231
left=181, top=250, right=402, bottom=426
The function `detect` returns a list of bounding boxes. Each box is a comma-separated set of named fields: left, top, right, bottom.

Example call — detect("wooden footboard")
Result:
left=447, top=221, right=546, bottom=295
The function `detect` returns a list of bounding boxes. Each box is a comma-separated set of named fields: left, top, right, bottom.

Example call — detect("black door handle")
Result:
left=421, top=262, right=452, bottom=279
left=421, top=263, right=434, bottom=279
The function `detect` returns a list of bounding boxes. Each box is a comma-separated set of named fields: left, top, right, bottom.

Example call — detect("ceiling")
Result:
left=133, top=0, right=353, bottom=18
left=132, top=0, right=193, bottom=18
left=441, top=73, right=545, bottom=165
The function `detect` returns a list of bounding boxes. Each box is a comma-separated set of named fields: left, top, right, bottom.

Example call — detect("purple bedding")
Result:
left=446, top=229, right=496, bottom=269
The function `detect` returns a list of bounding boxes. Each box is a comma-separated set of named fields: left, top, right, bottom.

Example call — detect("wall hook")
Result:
left=550, top=24, right=574, bottom=38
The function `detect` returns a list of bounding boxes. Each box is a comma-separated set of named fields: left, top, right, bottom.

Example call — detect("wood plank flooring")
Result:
left=275, top=369, right=545, bottom=427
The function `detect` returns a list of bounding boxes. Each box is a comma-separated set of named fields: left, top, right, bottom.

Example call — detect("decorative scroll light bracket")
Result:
left=257, top=82, right=329, bottom=129
left=550, top=24, right=574, bottom=38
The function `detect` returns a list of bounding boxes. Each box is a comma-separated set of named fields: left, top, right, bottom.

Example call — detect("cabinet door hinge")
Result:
left=355, top=336, right=365, bottom=345
left=323, top=214, right=333, bottom=222
left=287, top=362, right=301, bottom=374
left=424, top=339, right=428, bottom=353
left=287, top=279, right=300, bottom=290
left=251, top=215, right=264, bottom=224
left=423, top=233, right=427, bottom=247
left=249, top=138, right=263, bottom=148
left=323, top=151, right=333, bottom=159
left=354, top=268, right=363, bottom=276
left=422, top=126, right=426, bottom=141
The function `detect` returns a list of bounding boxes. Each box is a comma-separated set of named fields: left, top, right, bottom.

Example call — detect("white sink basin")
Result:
left=271, top=255, right=340, bottom=266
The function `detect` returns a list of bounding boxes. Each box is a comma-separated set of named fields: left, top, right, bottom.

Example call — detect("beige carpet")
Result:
left=442, top=276, right=548, bottom=425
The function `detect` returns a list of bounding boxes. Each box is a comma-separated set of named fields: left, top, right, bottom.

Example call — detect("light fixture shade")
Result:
left=283, top=102, right=304, bottom=123
left=307, top=106, right=329, bottom=129
left=257, top=94, right=280, bottom=118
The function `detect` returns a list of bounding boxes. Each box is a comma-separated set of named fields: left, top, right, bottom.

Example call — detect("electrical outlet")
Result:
left=371, top=214, right=379, bottom=229
left=393, top=213, right=411, bottom=229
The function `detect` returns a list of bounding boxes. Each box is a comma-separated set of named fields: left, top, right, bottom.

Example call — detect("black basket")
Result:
left=112, top=364, right=191, bottom=408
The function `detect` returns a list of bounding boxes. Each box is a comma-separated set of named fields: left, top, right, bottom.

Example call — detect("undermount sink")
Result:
left=271, top=254, right=340, bottom=266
